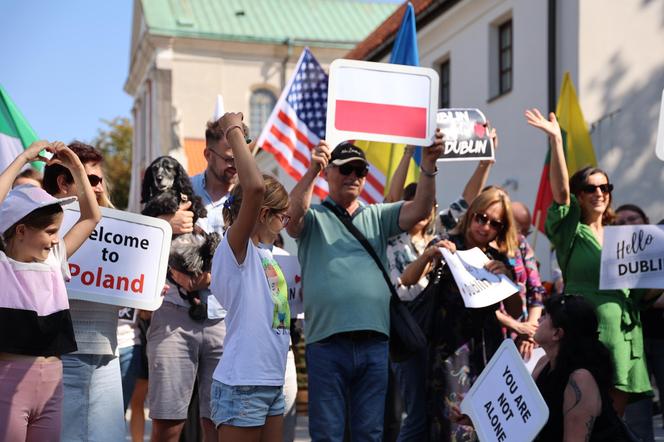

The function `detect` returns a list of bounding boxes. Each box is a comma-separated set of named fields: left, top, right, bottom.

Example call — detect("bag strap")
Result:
left=322, top=200, right=400, bottom=303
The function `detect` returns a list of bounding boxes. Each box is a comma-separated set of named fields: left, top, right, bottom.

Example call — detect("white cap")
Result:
left=0, top=185, right=77, bottom=235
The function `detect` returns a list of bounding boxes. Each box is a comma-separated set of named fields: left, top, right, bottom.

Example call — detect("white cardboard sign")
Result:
left=600, top=225, right=664, bottom=290
left=61, top=204, right=171, bottom=310
left=326, top=59, right=439, bottom=148
left=441, top=247, right=519, bottom=308
left=461, top=339, right=549, bottom=442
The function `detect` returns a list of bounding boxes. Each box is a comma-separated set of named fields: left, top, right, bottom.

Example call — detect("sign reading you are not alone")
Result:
left=461, top=340, right=549, bottom=442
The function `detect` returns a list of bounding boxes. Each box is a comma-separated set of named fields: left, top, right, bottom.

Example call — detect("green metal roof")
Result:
left=141, top=0, right=398, bottom=48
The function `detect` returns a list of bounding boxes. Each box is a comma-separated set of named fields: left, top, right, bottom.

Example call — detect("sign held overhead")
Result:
left=436, top=108, right=495, bottom=162
left=326, top=59, right=439, bottom=148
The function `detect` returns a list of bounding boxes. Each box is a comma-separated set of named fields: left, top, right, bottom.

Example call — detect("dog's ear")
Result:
left=140, top=160, right=157, bottom=204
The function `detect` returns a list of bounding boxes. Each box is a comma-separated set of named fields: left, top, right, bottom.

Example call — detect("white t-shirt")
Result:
left=210, top=238, right=290, bottom=386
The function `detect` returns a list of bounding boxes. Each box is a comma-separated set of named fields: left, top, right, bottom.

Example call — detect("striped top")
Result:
left=0, top=242, right=77, bottom=356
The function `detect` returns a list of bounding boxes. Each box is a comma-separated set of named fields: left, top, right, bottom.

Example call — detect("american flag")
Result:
left=257, top=48, right=385, bottom=204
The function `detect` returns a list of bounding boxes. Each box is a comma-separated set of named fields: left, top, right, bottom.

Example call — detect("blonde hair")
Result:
left=223, top=174, right=288, bottom=228
left=453, top=187, right=519, bottom=257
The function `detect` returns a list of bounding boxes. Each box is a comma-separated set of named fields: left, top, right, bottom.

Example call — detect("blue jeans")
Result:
left=119, top=345, right=142, bottom=412
left=392, top=346, right=428, bottom=442
left=61, top=354, right=126, bottom=442
left=306, top=333, right=388, bottom=442
left=210, top=381, right=285, bottom=428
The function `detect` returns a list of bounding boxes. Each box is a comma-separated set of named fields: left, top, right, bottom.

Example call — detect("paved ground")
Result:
left=127, top=411, right=664, bottom=441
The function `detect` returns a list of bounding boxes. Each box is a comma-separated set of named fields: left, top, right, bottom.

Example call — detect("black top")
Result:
left=431, top=234, right=507, bottom=365
left=534, top=362, right=629, bottom=441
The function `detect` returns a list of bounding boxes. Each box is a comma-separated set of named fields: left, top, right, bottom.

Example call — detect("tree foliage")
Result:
left=93, top=117, right=132, bottom=209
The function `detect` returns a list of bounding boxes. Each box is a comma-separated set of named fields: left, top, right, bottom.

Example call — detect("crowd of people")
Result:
left=0, top=107, right=662, bottom=442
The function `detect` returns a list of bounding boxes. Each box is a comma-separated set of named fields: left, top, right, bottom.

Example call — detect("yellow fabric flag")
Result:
left=355, top=140, right=419, bottom=199
left=556, top=71, right=597, bottom=173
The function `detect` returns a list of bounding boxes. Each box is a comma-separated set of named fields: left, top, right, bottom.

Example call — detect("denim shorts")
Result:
left=210, top=380, right=285, bottom=428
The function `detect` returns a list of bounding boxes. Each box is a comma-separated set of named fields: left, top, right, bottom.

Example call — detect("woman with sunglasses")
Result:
left=526, top=108, right=653, bottom=416
left=41, top=142, right=129, bottom=441
left=428, top=187, right=520, bottom=441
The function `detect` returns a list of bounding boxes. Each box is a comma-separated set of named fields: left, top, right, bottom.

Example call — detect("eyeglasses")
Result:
left=580, top=183, right=613, bottom=194
left=273, top=212, right=290, bottom=227
left=208, top=149, right=235, bottom=166
left=337, top=163, right=369, bottom=178
left=473, top=212, right=504, bottom=231
left=87, top=174, right=103, bottom=186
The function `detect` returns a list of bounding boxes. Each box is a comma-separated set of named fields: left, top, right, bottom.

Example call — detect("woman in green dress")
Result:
left=525, top=108, right=653, bottom=416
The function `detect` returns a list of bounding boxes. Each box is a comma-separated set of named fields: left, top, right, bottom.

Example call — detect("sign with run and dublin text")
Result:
left=461, top=339, right=549, bottom=442
left=61, top=204, right=172, bottom=310
left=600, top=225, right=664, bottom=290
left=436, top=108, right=495, bottom=162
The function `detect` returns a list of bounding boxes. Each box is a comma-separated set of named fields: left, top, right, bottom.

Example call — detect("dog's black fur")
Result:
left=141, top=156, right=207, bottom=223
left=140, top=157, right=220, bottom=320
left=168, top=233, right=220, bottom=278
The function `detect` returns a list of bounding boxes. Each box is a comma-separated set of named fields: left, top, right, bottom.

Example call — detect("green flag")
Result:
left=0, top=84, right=40, bottom=172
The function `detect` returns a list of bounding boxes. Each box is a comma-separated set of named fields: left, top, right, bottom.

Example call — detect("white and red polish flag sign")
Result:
left=325, top=59, right=439, bottom=149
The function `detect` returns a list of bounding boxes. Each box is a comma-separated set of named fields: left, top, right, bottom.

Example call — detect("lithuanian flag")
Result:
left=533, top=72, right=597, bottom=232
left=0, top=85, right=40, bottom=173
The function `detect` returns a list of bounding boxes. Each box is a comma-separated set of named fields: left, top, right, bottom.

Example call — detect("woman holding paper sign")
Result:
left=526, top=108, right=652, bottom=415
left=428, top=187, right=520, bottom=441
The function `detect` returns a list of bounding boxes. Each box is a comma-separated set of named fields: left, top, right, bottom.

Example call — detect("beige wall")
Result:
left=577, top=0, right=664, bottom=219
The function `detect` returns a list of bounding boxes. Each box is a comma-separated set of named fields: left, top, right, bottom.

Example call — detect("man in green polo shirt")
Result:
left=287, top=135, right=442, bottom=441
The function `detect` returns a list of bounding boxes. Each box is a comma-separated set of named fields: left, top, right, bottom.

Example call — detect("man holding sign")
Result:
left=287, top=134, right=442, bottom=440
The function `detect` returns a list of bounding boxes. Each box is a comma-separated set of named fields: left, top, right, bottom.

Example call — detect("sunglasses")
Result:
left=87, top=174, right=103, bottom=186
left=580, top=183, right=613, bottom=194
left=337, top=163, right=369, bottom=178
left=473, top=212, right=504, bottom=231
left=208, top=149, right=235, bottom=166
left=272, top=212, right=290, bottom=227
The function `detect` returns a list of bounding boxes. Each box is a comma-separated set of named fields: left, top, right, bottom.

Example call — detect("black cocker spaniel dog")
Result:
left=140, top=156, right=220, bottom=320
left=140, top=156, right=207, bottom=222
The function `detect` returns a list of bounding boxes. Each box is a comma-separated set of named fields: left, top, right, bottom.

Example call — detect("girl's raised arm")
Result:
left=221, top=113, right=264, bottom=264
left=52, top=143, right=102, bottom=258
left=0, top=140, right=50, bottom=203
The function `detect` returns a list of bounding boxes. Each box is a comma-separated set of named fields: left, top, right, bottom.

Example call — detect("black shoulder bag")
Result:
left=322, top=201, right=427, bottom=362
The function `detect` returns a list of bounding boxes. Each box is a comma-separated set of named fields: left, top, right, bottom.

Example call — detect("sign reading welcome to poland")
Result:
left=461, top=339, right=549, bottom=442
left=326, top=59, right=439, bottom=148
left=600, top=225, right=664, bottom=290
left=61, top=204, right=172, bottom=311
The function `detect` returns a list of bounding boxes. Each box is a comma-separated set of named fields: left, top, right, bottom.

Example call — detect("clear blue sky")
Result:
left=0, top=0, right=402, bottom=144
left=0, top=0, right=133, bottom=144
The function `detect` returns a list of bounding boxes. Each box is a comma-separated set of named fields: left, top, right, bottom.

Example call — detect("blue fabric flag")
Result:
left=390, top=2, right=422, bottom=165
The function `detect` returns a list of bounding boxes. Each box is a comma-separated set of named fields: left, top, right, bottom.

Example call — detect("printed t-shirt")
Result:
left=210, top=237, right=290, bottom=386
left=297, top=198, right=403, bottom=344
left=0, top=241, right=77, bottom=356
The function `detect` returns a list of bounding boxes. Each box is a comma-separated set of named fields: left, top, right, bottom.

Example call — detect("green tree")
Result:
left=93, top=117, right=132, bottom=209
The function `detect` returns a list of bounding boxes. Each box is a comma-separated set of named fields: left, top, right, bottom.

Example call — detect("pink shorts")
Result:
left=0, top=358, right=63, bottom=441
